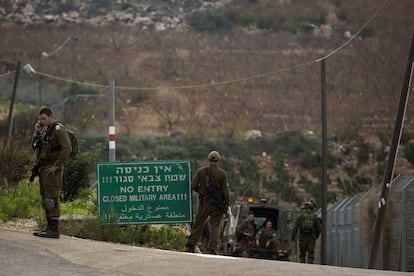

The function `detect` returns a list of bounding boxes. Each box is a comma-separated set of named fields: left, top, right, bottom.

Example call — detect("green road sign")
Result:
left=97, top=161, right=192, bottom=225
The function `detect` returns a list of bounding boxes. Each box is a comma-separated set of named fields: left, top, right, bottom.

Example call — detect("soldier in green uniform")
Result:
left=291, top=201, right=321, bottom=263
left=235, top=211, right=256, bottom=257
left=185, top=151, right=230, bottom=254
left=255, top=219, right=279, bottom=258
left=31, top=107, right=72, bottom=239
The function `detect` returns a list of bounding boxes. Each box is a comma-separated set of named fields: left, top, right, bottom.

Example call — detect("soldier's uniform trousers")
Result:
left=39, top=165, right=63, bottom=219
left=187, top=199, right=223, bottom=251
left=299, top=237, right=316, bottom=263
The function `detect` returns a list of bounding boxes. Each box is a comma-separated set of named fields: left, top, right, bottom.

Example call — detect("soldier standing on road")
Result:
left=291, top=201, right=321, bottom=263
left=185, top=151, right=230, bottom=254
left=235, top=211, right=256, bottom=256
left=31, top=107, right=72, bottom=239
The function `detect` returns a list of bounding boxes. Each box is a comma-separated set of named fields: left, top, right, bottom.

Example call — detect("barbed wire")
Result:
left=0, top=71, right=14, bottom=80
left=3, top=0, right=389, bottom=91
left=36, top=71, right=108, bottom=89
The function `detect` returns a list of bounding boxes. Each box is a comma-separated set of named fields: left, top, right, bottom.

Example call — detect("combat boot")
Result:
left=206, top=249, right=217, bottom=255
left=33, top=218, right=51, bottom=237
left=185, top=244, right=195, bottom=253
left=38, top=219, right=60, bottom=239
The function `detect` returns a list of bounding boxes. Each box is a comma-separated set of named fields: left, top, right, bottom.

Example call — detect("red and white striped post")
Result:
left=109, top=125, right=116, bottom=158
left=108, top=80, right=116, bottom=162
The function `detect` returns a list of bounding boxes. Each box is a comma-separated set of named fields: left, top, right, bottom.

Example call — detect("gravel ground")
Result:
left=0, top=218, right=38, bottom=232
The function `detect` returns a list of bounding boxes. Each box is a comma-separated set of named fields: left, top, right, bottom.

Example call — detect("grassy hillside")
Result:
left=1, top=0, right=413, bottom=205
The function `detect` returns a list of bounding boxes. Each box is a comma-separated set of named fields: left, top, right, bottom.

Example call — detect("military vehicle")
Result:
left=220, top=197, right=295, bottom=261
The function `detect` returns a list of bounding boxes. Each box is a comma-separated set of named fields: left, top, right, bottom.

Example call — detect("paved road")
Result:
left=0, top=227, right=412, bottom=276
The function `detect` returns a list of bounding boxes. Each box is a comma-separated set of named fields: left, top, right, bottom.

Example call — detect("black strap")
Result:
left=204, top=167, right=227, bottom=213
left=204, top=167, right=211, bottom=188
left=44, top=121, right=58, bottom=141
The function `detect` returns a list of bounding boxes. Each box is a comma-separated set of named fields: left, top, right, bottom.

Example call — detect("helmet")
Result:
left=207, top=151, right=221, bottom=161
left=301, top=202, right=314, bottom=210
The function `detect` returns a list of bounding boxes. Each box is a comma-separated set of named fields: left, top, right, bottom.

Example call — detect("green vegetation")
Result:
left=0, top=182, right=185, bottom=250
left=187, top=9, right=231, bottom=32
left=75, top=221, right=186, bottom=250
left=186, top=1, right=329, bottom=33
left=62, top=143, right=104, bottom=200
left=0, top=137, right=33, bottom=188
left=222, top=0, right=326, bottom=32
left=262, top=154, right=301, bottom=204
left=404, top=142, right=414, bottom=166
left=0, top=181, right=42, bottom=221
left=356, top=143, right=370, bottom=165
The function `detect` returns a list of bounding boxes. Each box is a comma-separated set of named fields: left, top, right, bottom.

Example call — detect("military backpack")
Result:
left=301, top=213, right=315, bottom=233
left=46, top=122, right=79, bottom=158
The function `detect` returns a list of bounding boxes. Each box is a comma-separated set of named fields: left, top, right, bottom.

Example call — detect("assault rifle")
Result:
left=205, top=168, right=229, bottom=214
left=30, top=135, right=42, bottom=182
left=29, top=161, right=40, bottom=182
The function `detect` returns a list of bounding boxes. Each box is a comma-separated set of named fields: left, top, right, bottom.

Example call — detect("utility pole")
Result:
left=320, top=58, right=327, bottom=265
left=72, top=35, right=78, bottom=80
left=368, top=26, right=414, bottom=269
left=6, top=61, right=20, bottom=147
left=37, top=51, right=48, bottom=108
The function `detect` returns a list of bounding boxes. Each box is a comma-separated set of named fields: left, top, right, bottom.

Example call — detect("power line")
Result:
left=315, top=0, right=389, bottom=62
left=29, top=0, right=388, bottom=91
left=46, top=35, right=72, bottom=58
left=0, top=35, right=73, bottom=80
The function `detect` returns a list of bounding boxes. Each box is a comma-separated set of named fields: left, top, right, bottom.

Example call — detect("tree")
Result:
left=0, top=137, right=32, bottom=188
left=151, top=92, right=186, bottom=132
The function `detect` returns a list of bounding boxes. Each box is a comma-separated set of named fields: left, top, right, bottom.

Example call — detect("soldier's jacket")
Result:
left=291, top=212, right=322, bottom=241
left=32, top=122, right=72, bottom=167
left=191, top=164, right=229, bottom=205
left=236, top=220, right=256, bottom=243
left=255, top=227, right=278, bottom=248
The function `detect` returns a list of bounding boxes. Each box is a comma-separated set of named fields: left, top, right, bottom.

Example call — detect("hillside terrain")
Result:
left=1, top=0, right=414, bottom=206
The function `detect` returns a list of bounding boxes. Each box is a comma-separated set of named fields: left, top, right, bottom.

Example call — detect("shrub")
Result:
left=63, top=143, right=104, bottom=201
left=90, top=0, right=113, bottom=10
left=337, top=176, right=369, bottom=196
left=0, top=137, right=33, bottom=188
left=187, top=9, right=231, bottom=32
left=256, top=16, right=274, bottom=30
left=343, top=164, right=357, bottom=177
left=155, top=146, right=190, bottom=160
left=274, top=131, right=320, bottom=155
left=404, top=142, right=414, bottom=165
left=400, top=129, right=413, bottom=145
left=376, top=144, right=388, bottom=162
left=335, top=119, right=363, bottom=143
left=303, top=11, right=327, bottom=25
left=299, top=152, right=319, bottom=169
left=74, top=218, right=186, bottom=250
left=356, top=144, right=370, bottom=165
left=54, top=0, right=77, bottom=13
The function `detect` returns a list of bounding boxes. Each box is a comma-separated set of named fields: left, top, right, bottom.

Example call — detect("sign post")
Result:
left=97, top=160, right=192, bottom=225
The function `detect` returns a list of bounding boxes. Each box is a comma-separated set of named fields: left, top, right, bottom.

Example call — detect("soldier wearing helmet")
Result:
left=185, top=151, right=229, bottom=254
left=291, top=201, right=321, bottom=263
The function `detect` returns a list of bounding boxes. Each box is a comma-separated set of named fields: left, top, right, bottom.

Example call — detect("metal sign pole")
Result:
left=108, top=80, right=116, bottom=162
left=320, top=58, right=327, bottom=265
